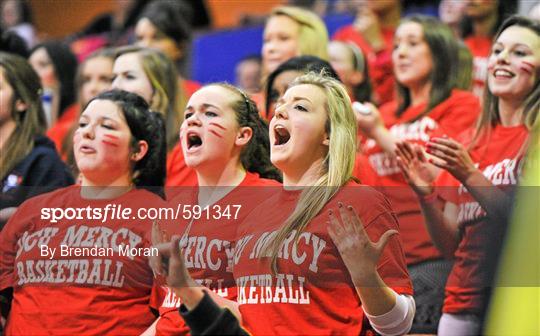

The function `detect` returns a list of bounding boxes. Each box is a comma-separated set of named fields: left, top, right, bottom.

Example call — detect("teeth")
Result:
left=494, top=69, right=514, bottom=77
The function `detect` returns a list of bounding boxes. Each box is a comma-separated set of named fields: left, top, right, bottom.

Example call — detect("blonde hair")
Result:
left=270, top=6, right=329, bottom=59
left=265, top=71, right=357, bottom=272
left=114, top=46, right=183, bottom=151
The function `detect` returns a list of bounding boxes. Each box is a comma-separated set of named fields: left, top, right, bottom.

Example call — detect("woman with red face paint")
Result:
left=353, top=15, right=481, bottom=333
left=145, top=84, right=280, bottom=336
left=0, top=90, right=167, bottom=334
left=395, top=16, right=540, bottom=335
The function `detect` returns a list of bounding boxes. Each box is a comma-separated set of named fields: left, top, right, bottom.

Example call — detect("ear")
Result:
left=349, top=70, right=364, bottom=86
left=131, top=140, right=149, bottom=162
left=322, top=133, right=330, bottom=147
left=235, top=126, right=253, bottom=147
left=15, top=99, right=27, bottom=112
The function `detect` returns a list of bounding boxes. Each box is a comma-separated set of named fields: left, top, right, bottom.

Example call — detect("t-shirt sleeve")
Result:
left=0, top=200, right=35, bottom=291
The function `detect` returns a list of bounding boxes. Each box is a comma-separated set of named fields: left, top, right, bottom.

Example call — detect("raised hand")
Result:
left=395, top=141, right=438, bottom=196
left=327, top=202, right=398, bottom=283
left=426, top=137, right=477, bottom=183
left=354, top=102, right=384, bottom=138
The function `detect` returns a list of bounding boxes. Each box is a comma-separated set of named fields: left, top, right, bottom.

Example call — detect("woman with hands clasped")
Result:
left=152, top=72, right=414, bottom=335
left=395, top=16, right=540, bottom=336
left=353, top=15, right=481, bottom=333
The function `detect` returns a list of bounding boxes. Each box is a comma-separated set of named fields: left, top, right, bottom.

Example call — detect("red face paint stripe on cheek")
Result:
left=209, top=122, right=227, bottom=131
left=520, top=61, right=535, bottom=74
left=209, top=130, right=223, bottom=138
left=101, top=140, right=119, bottom=147
left=103, top=134, right=120, bottom=140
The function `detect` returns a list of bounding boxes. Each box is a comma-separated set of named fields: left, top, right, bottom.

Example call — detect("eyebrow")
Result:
left=494, top=41, right=533, bottom=49
left=276, top=96, right=313, bottom=105
left=185, top=103, right=221, bottom=111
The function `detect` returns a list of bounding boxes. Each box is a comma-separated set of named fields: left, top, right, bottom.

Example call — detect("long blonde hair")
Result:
left=265, top=71, right=357, bottom=272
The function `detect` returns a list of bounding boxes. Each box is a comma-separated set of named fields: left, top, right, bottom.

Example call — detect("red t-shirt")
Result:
left=233, top=182, right=412, bottom=335
left=0, top=186, right=164, bottom=335
left=151, top=172, right=281, bottom=335
left=333, top=25, right=395, bottom=106
left=464, top=36, right=492, bottom=99
left=355, top=90, right=481, bottom=265
left=46, top=104, right=79, bottom=159
left=438, top=124, right=528, bottom=314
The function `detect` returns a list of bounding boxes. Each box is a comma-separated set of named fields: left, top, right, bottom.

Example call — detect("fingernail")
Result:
left=338, top=202, right=343, bottom=208
left=426, top=148, right=432, bottom=153
left=328, top=209, right=333, bottom=215
left=347, top=205, right=353, bottom=210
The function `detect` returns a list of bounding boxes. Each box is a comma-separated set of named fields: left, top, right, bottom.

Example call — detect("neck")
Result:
left=409, top=81, right=432, bottom=106
left=0, top=120, right=17, bottom=151
left=473, top=11, right=497, bottom=37
left=196, top=159, right=246, bottom=187
left=498, top=98, right=524, bottom=127
left=283, top=158, right=324, bottom=189
left=196, top=160, right=246, bottom=207
left=378, top=5, right=401, bottom=30
left=80, top=174, right=133, bottom=199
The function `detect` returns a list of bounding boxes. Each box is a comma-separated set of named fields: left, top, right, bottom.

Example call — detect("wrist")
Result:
left=417, top=189, right=438, bottom=203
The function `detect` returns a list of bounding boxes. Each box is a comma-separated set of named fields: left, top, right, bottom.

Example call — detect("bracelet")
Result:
left=419, top=190, right=438, bottom=203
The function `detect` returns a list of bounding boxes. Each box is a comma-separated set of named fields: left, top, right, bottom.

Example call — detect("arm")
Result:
left=178, top=291, right=248, bottom=336
left=427, top=137, right=514, bottom=223
left=149, top=228, right=241, bottom=321
left=395, top=141, right=461, bottom=257
left=327, top=203, right=414, bottom=335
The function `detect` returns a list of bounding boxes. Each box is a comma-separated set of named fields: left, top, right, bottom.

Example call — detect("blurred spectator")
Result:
left=328, top=40, right=372, bottom=103
left=54, top=48, right=116, bottom=166
left=0, top=0, right=36, bottom=48
left=262, top=6, right=329, bottom=79
left=333, top=0, right=401, bottom=106
left=29, top=41, right=78, bottom=131
left=73, top=0, right=149, bottom=47
left=439, top=0, right=468, bottom=37
left=235, top=55, right=262, bottom=95
left=134, top=0, right=195, bottom=80
left=0, top=52, right=73, bottom=229
left=0, top=28, right=28, bottom=57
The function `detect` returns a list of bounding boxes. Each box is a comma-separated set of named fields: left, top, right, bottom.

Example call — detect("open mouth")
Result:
left=493, top=69, right=515, bottom=78
left=274, top=125, right=291, bottom=146
left=187, top=133, right=202, bottom=149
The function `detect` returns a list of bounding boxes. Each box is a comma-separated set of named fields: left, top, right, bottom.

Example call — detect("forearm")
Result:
left=372, top=127, right=398, bottom=155
left=355, top=272, right=414, bottom=335
left=172, top=286, right=241, bottom=322
left=419, top=198, right=459, bottom=258
left=463, top=171, right=514, bottom=222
